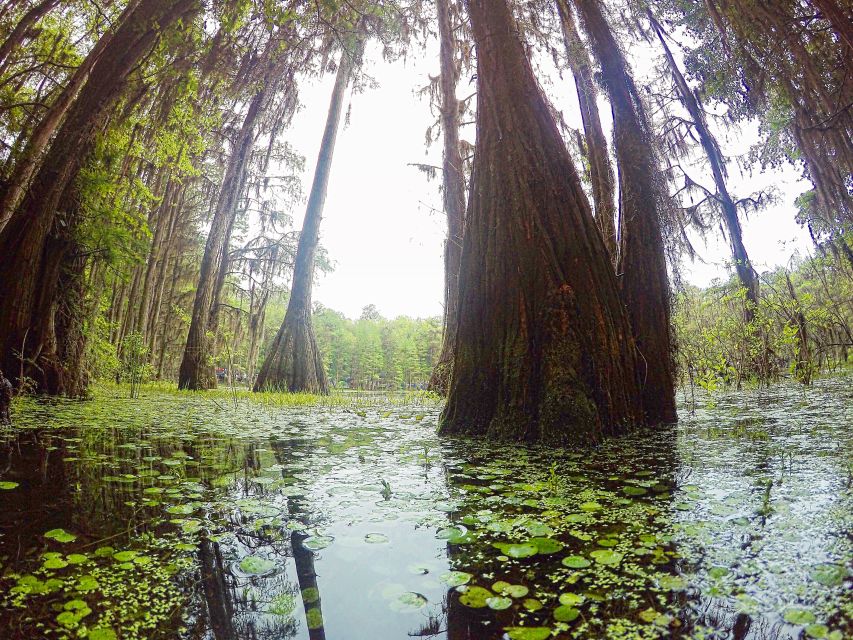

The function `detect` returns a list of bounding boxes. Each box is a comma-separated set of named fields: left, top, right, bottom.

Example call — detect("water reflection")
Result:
left=0, top=378, right=850, bottom=639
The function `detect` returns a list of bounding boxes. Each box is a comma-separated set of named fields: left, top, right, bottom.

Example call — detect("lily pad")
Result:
left=492, top=582, right=529, bottom=598
left=589, top=549, right=623, bottom=565
left=493, top=542, right=538, bottom=558
left=505, top=627, right=552, bottom=640
left=810, top=563, right=846, bottom=587
left=783, top=607, right=816, bottom=625
left=44, top=529, right=76, bottom=544
left=657, top=574, right=687, bottom=591
left=302, top=587, right=320, bottom=604
left=458, top=585, right=493, bottom=608
left=238, top=555, right=276, bottom=575
left=562, top=555, right=591, bottom=569
left=303, top=535, right=334, bottom=550
left=43, top=557, right=68, bottom=570
left=522, top=598, right=544, bottom=611
left=364, top=533, right=389, bottom=544
left=392, top=591, right=427, bottom=611
left=486, top=596, right=513, bottom=610
left=305, top=607, right=323, bottom=629
left=554, top=605, right=580, bottom=622
left=440, top=571, right=472, bottom=587
left=530, top=537, right=564, bottom=554
left=559, top=592, right=585, bottom=606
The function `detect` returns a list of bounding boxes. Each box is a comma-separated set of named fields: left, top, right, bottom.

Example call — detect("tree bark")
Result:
left=427, top=0, right=466, bottom=395
left=650, top=11, right=758, bottom=315
left=574, top=0, right=677, bottom=424
left=0, top=0, right=132, bottom=231
left=0, top=0, right=199, bottom=391
left=811, top=0, right=853, bottom=51
left=0, top=0, right=61, bottom=74
left=254, top=43, right=363, bottom=393
left=133, top=171, right=176, bottom=336
left=146, top=180, right=186, bottom=356
left=556, top=0, right=617, bottom=263
left=438, top=0, right=644, bottom=445
left=179, top=86, right=269, bottom=389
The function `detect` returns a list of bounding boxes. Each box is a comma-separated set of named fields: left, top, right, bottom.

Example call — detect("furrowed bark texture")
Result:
left=574, top=0, right=677, bottom=424
left=254, top=45, right=362, bottom=393
left=0, top=0, right=199, bottom=391
left=556, top=0, right=617, bottom=264
left=427, top=0, right=466, bottom=395
left=438, top=0, right=644, bottom=445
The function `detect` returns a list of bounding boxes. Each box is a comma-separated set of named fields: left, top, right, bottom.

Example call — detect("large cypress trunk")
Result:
left=438, top=0, right=644, bottom=445
left=556, top=0, right=617, bottom=263
left=178, top=88, right=268, bottom=389
left=254, top=44, right=362, bottom=393
left=0, top=0, right=199, bottom=390
left=650, top=12, right=758, bottom=314
left=427, top=0, right=466, bottom=395
left=574, top=0, right=677, bottom=424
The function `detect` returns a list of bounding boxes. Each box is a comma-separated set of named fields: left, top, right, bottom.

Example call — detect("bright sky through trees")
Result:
left=286, top=38, right=812, bottom=320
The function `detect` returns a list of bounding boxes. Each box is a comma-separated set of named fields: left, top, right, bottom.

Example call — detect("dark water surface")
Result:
left=0, top=377, right=850, bottom=640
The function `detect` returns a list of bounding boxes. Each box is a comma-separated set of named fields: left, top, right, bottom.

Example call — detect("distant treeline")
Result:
left=98, top=296, right=442, bottom=391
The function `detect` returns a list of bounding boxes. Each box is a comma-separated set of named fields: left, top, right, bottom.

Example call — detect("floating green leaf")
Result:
left=523, top=598, right=544, bottom=611
left=364, top=533, right=389, bottom=544
left=440, top=571, right=472, bottom=587
left=505, top=627, right=552, bottom=640
left=305, top=607, right=323, bottom=629
left=486, top=596, right=513, bottom=610
left=458, top=585, right=493, bottom=608
left=562, top=555, right=591, bottom=569
left=302, top=587, right=320, bottom=604
left=493, top=542, right=538, bottom=558
left=239, top=555, right=276, bottom=575
left=303, top=535, right=334, bottom=550
left=589, top=549, right=623, bottom=565
left=529, top=537, right=564, bottom=554
left=393, top=592, right=427, bottom=611
left=783, top=608, right=816, bottom=625
left=811, top=563, right=846, bottom=587
left=44, top=528, right=76, bottom=544
left=558, top=593, right=584, bottom=606
left=553, top=605, right=580, bottom=622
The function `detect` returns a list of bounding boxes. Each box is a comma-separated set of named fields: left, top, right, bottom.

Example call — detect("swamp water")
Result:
left=0, top=378, right=851, bottom=640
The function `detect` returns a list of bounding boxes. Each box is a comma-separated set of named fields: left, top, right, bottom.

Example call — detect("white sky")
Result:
left=281, top=37, right=812, bottom=321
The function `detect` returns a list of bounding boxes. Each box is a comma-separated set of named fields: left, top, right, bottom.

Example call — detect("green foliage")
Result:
left=674, top=251, right=852, bottom=402
left=287, top=303, right=442, bottom=389
left=120, top=333, right=151, bottom=398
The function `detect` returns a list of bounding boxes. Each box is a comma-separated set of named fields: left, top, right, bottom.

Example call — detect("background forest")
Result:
left=0, top=0, right=849, bottom=400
